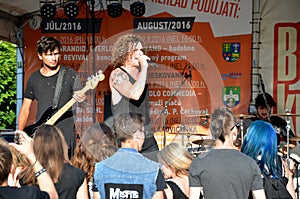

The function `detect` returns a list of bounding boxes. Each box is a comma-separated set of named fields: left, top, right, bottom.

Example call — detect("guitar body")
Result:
left=23, top=106, right=57, bottom=136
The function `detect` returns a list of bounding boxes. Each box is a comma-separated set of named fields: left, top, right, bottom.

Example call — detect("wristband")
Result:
left=35, top=168, right=46, bottom=177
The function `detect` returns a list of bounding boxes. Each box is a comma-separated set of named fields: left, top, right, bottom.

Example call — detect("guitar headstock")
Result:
left=85, top=70, right=105, bottom=90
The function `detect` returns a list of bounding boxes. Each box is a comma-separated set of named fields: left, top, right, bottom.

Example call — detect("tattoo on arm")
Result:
left=112, top=70, right=128, bottom=87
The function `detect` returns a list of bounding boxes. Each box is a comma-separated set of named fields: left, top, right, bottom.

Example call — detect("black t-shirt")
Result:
left=55, top=163, right=86, bottom=199
left=24, top=66, right=82, bottom=121
left=0, top=186, right=49, bottom=199
left=157, top=169, right=167, bottom=191
left=24, top=66, right=82, bottom=151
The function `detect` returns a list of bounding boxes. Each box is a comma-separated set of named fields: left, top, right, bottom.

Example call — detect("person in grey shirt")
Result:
left=189, top=106, right=266, bottom=199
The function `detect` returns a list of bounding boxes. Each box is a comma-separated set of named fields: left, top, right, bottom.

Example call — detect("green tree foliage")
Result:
left=0, top=41, right=16, bottom=129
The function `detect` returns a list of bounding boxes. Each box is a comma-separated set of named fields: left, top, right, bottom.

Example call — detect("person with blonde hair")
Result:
left=157, top=142, right=196, bottom=199
left=8, top=146, right=30, bottom=187
left=20, top=124, right=88, bottom=199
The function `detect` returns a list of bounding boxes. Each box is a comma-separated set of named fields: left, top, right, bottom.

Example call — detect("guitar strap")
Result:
left=53, top=66, right=66, bottom=108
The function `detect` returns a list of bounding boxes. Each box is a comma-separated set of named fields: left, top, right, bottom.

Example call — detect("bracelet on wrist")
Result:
left=35, top=168, right=46, bottom=178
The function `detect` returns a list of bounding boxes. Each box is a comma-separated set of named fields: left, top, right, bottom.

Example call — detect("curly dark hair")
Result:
left=111, top=34, right=145, bottom=68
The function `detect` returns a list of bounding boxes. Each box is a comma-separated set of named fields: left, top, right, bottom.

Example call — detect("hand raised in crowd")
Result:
left=9, top=130, right=36, bottom=163
left=9, top=130, right=59, bottom=199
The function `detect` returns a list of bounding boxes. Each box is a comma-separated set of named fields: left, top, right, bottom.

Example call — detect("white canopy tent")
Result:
left=0, top=0, right=41, bottom=43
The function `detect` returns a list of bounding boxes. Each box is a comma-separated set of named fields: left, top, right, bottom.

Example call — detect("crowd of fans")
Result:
left=1, top=106, right=297, bottom=199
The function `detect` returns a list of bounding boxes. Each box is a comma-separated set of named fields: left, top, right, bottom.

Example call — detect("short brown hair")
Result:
left=114, top=113, right=144, bottom=142
left=210, top=106, right=235, bottom=141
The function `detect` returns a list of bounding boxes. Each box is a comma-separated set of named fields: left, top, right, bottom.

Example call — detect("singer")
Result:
left=109, top=34, right=159, bottom=160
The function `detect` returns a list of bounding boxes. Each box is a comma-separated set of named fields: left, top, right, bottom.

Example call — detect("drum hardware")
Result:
left=198, top=113, right=212, bottom=118
left=192, top=139, right=215, bottom=152
left=290, top=137, right=300, bottom=142
left=154, top=123, right=208, bottom=150
left=271, top=113, right=300, bottom=117
left=280, top=143, right=297, bottom=151
left=279, top=138, right=297, bottom=154
left=168, top=132, right=208, bottom=136
left=161, top=106, right=168, bottom=148
left=154, top=66, right=190, bottom=148
left=186, top=114, right=212, bottom=118
left=192, top=139, right=215, bottom=146
left=234, top=114, right=250, bottom=145
left=186, top=132, right=192, bottom=149
left=186, top=114, right=209, bottom=129
left=285, top=109, right=292, bottom=168
left=169, top=129, right=207, bottom=149
left=234, top=114, right=255, bottom=119
left=188, top=147, right=202, bottom=157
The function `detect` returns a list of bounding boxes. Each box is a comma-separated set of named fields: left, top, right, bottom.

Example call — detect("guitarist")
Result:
left=18, top=36, right=86, bottom=158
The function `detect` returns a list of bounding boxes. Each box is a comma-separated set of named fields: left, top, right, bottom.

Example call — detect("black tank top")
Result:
left=165, top=181, right=188, bottom=199
left=111, top=67, right=152, bottom=134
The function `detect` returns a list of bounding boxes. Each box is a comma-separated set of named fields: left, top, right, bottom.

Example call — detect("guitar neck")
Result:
left=45, top=99, right=76, bottom=125
left=45, top=87, right=90, bottom=125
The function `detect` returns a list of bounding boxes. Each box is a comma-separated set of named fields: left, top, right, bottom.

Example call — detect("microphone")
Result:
left=147, top=60, right=158, bottom=67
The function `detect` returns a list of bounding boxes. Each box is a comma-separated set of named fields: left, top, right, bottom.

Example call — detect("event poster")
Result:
left=22, top=0, right=252, bottom=147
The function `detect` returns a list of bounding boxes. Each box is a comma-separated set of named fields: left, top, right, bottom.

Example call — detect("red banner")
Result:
left=22, top=2, right=252, bottom=147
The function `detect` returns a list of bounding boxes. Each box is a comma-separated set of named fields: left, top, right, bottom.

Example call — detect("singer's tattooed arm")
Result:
left=109, top=68, right=145, bottom=101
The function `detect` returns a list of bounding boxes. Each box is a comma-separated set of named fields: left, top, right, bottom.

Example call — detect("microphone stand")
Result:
left=152, top=70, right=190, bottom=148
left=162, top=76, right=188, bottom=147
left=151, top=64, right=191, bottom=148
left=286, top=110, right=291, bottom=168
left=90, top=0, right=96, bottom=123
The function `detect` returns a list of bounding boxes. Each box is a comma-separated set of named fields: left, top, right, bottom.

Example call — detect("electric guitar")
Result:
left=23, top=70, right=105, bottom=136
